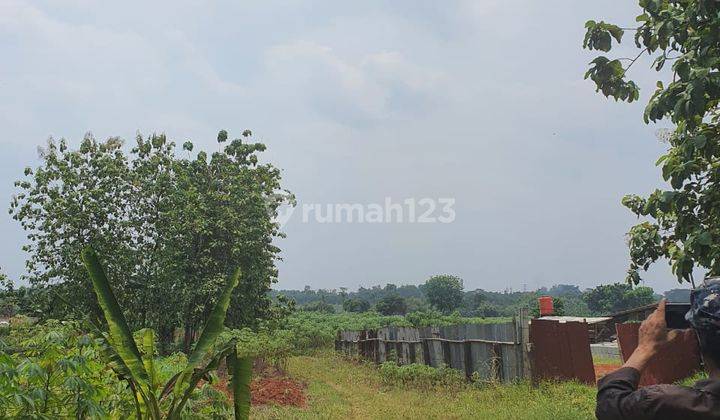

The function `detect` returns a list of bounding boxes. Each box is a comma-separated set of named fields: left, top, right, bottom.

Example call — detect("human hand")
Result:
left=637, top=299, right=689, bottom=356
left=625, top=299, right=693, bottom=371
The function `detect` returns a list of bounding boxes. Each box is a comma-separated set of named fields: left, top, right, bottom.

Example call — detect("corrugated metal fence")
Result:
left=336, top=310, right=531, bottom=383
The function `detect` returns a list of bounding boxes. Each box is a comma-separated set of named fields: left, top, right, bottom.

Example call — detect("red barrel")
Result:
left=538, top=296, right=554, bottom=316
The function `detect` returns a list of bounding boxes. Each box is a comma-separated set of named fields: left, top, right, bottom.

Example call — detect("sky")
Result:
left=0, top=0, right=690, bottom=293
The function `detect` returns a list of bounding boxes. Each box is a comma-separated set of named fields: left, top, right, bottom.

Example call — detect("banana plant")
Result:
left=81, top=247, right=253, bottom=419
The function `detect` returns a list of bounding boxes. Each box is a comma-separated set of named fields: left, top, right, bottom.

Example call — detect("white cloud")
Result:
left=0, top=0, right=685, bottom=293
left=0, top=0, right=163, bottom=103
left=263, top=41, right=443, bottom=125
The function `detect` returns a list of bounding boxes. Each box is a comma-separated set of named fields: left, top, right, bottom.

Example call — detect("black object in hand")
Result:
left=665, top=303, right=691, bottom=329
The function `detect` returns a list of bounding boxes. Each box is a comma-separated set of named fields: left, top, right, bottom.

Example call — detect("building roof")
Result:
left=537, top=316, right=612, bottom=324
left=610, top=303, right=658, bottom=317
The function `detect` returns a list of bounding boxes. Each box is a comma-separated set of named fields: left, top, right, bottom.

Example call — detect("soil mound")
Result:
left=251, top=375, right=306, bottom=407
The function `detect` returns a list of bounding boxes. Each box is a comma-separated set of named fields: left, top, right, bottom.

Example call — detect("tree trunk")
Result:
left=183, top=325, right=195, bottom=353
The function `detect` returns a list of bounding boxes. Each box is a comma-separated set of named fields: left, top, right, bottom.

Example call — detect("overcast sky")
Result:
left=0, top=0, right=689, bottom=293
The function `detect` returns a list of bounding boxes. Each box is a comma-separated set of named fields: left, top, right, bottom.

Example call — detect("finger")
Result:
left=651, top=299, right=667, bottom=322
left=656, top=298, right=666, bottom=314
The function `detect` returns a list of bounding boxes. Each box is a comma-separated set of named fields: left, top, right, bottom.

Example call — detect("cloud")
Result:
left=0, top=0, right=162, bottom=98
left=0, top=0, right=685, bottom=293
left=263, top=41, right=443, bottom=125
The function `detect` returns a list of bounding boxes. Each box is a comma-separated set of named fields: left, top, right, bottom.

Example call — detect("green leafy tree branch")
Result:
left=585, top=0, right=720, bottom=285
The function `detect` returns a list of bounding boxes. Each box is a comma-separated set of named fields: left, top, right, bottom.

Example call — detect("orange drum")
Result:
left=538, top=296, right=554, bottom=316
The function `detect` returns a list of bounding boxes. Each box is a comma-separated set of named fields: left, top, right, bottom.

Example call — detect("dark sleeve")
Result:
left=596, top=367, right=651, bottom=420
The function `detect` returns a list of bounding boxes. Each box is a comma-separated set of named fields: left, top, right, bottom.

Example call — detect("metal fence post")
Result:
left=517, top=308, right=532, bottom=380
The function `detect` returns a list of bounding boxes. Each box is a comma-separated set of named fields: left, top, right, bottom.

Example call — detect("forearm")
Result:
left=596, top=367, right=648, bottom=420
left=622, top=346, right=655, bottom=373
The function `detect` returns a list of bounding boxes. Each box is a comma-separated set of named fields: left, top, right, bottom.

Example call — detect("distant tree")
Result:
left=395, top=285, right=425, bottom=300
left=423, top=275, right=464, bottom=314
left=464, top=290, right=486, bottom=306
left=623, top=286, right=657, bottom=309
left=343, top=298, right=371, bottom=313
left=475, top=302, right=501, bottom=318
left=0, top=283, right=53, bottom=318
left=405, top=309, right=448, bottom=327
left=584, top=284, right=627, bottom=315
left=534, top=286, right=591, bottom=316
left=354, top=285, right=385, bottom=305
left=405, top=297, right=431, bottom=313
left=547, top=284, right=582, bottom=298
left=0, top=271, right=18, bottom=318
left=560, top=296, right=591, bottom=317
left=302, top=300, right=336, bottom=314
left=339, top=287, right=348, bottom=302
left=264, top=294, right=297, bottom=331
left=583, top=283, right=657, bottom=315
left=375, top=294, right=407, bottom=316
left=459, top=290, right=488, bottom=317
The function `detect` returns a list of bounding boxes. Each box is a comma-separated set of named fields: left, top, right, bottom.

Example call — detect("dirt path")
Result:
left=594, top=363, right=622, bottom=381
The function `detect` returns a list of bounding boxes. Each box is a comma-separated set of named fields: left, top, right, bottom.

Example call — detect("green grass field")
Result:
left=252, top=352, right=597, bottom=420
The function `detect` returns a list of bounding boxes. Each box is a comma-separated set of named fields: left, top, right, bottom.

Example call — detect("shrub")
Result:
left=375, top=295, right=408, bottom=315
left=378, top=362, right=466, bottom=389
left=343, top=298, right=371, bottom=313
left=301, top=301, right=336, bottom=314
left=0, top=320, right=136, bottom=418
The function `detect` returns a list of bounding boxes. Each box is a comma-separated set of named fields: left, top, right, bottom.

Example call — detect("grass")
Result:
left=679, top=370, right=708, bottom=386
left=592, top=355, right=622, bottom=365
left=251, top=351, right=596, bottom=420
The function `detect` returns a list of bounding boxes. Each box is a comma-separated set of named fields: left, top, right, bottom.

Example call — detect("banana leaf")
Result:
left=167, top=341, right=237, bottom=419
left=139, top=328, right=158, bottom=392
left=173, top=268, right=241, bottom=396
left=228, top=348, right=253, bottom=420
left=86, top=317, right=145, bottom=419
left=81, top=248, right=149, bottom=386
left=87, top=319, right=132, bottom=379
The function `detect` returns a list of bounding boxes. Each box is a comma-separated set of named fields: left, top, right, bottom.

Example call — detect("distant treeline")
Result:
left=271, top=280, right=691, bottom=318
left=1, top=274, right=691, bottom=322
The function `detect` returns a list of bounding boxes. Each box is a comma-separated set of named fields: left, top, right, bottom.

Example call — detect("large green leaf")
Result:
left=188, top=268, right=241, bottom=367
left=228, top=349, right=253, bottom=420
left=174, top=268, right=241, bottom=397
left=87, top=319, right=132, bottom=378
left=81, top=247, right=150, bottom=386
left=167, top=341, right=236, bottom=419
left=139, top=328, right=158, bottom=392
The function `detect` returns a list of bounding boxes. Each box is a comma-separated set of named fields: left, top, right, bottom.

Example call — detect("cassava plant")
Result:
left=81, top=247, right=253, bottom=419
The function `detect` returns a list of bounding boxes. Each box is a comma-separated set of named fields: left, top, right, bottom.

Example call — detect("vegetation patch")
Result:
left=378, top=362, right=466, bottom=389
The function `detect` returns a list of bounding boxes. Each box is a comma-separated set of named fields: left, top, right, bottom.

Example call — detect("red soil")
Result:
left=251, top=376, right=306, bottom=407
left=595, top=363, right=622, bottom=381
left=214, top=372, right=306, bottom=408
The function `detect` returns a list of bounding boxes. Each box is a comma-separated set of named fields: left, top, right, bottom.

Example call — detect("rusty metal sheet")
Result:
left=616, top=323, right=701, bottom=386
left=530, top=319, right=595, bottom=385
